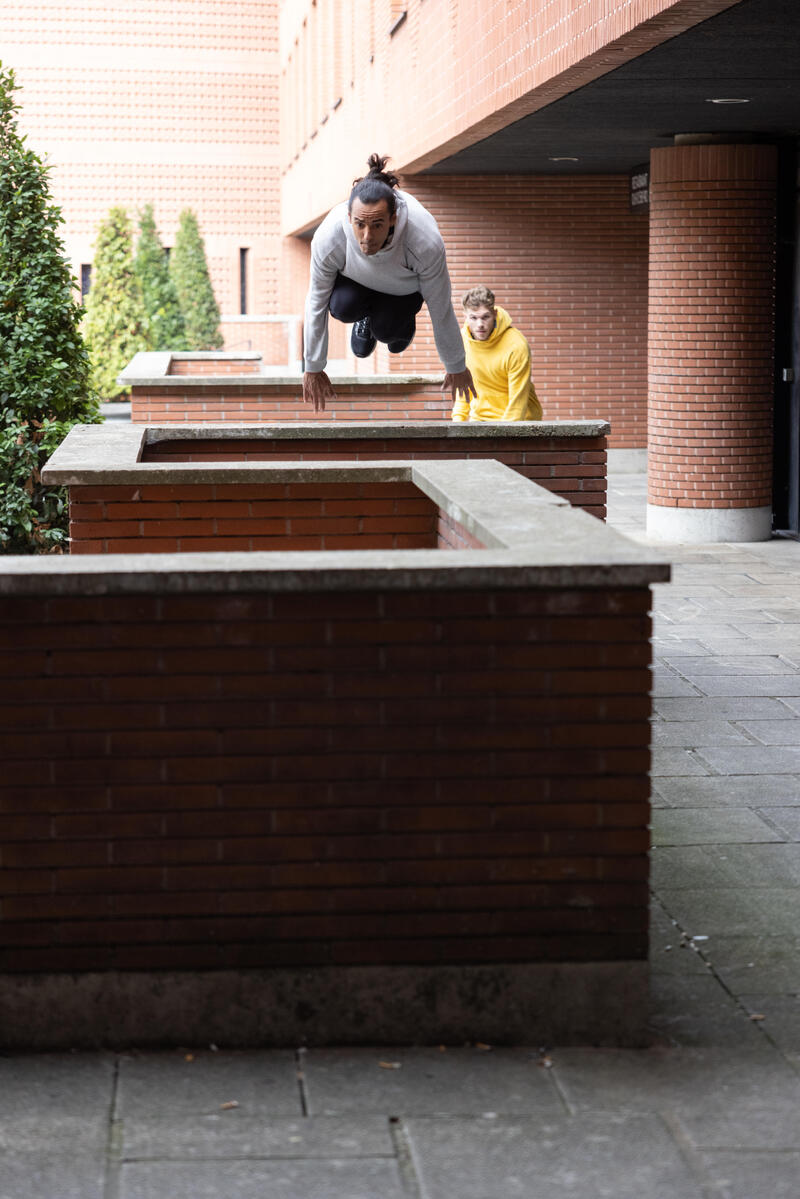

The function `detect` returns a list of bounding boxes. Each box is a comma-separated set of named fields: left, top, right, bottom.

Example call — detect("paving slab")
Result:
left=690, top=842, right=800, bottom=886
left=660, top=655, right=797, bottom=675
left=727, top=995, right=800, bottom=1052
left=0, top=1156, right=105, bottom=1199
left=0, top=1113, right=107, bottom=1155
left=647, top=974, right=767, bottom=1048
left=695, top=744, right=800, bottom=773
left=301, top=1047, right=560, bottom=1117
left=758, top=806, right=800, bottom=838
left=650, top=721, right=751, bottom=747
left=651, top=808, right=780, bottom=845
left=688, top=675, right=800, bottom=696
left=701, top=936, right=800, bottom=994
left=691, top=637, right=800, bottom=655
left=738, top=719, right=800, bottom=744
left=651, top=846, right=737, bottom=890
left=652, top=776, right=800, bottom=807
left=406, top=1113, right=706, bottom=1199
left=118, top=1157, right=406, bottom=1199
left=652, top=638, right=712, bottom=655
left=699, top=1151, right=800, bottom=1199
left=120, top=1114, right=394, bottom=1159
left=116, top=1049, right=301, bottom=1117
left=650, top=749, right=710, bottom=776
left=651, top=672, right=703, bottom=698
left=657, top=888, right=800, bottom=937
left=649, top=904, right=710, bottom=975
left=551, top=1047, right=800, bottom=1122
left=0, top=1052, right=115, bottom=1118
left=652, top=697, right=795, bottom=721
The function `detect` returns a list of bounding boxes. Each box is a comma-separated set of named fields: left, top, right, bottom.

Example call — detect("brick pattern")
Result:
left=140, top=434, right=608, bottom=520
left=437, top=510, right=486, bottom=550
left=5, top=1, right=282, bottom=340
left=647, top=145, right=777, bottom=510
left=168, top=359, right=261, bottom=376
left=278, top=176, right=649, bottom=449
left=0, top=587, right=653, bottom=972
left=401, top=175, right=649, bottom=449
left=282, top=0, right=740, bottom=215
left=130, top=382, right=452, bottom=424
left=68, top=481, right=441, bottom=554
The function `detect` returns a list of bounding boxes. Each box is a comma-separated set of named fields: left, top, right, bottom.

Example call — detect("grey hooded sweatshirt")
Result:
left=303, top=188, right=466, bottom=375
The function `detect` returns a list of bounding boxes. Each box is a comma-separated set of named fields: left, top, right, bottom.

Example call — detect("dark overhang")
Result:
left=423, top=0, right=799, bottom=176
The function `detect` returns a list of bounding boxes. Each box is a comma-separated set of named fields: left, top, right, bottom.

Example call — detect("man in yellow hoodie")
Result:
left=451, top=286, right=542, bottom=422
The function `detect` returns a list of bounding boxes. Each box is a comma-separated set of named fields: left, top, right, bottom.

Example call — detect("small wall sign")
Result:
left=630, top=165, right=649, bottom=213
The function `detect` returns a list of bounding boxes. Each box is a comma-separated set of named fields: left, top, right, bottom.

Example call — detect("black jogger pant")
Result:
left=328, top=274, right=423, bottom=343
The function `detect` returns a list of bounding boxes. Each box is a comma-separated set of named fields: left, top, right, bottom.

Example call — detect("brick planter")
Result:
left=48, top=420, right=609, bottom=554
left=120, top=353, right=454, bottom=423
left=2, top=454, right=668, bottom=1048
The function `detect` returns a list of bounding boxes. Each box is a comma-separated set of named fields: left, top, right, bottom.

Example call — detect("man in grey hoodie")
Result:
left=302, top=153, right=476, bottom=412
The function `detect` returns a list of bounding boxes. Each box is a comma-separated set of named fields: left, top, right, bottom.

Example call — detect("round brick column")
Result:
left=646, top=144, right=777, bottom=541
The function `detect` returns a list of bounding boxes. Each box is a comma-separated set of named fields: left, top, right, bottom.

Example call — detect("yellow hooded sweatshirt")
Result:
left=452, top=306, right=542, bottom=422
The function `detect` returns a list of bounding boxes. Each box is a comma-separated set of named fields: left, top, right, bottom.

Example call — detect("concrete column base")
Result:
left=607, top=448, right=647, bottom=474
left=646, top=503, right=772, bottom=543
left=0, top=963, right=649, bottom=1049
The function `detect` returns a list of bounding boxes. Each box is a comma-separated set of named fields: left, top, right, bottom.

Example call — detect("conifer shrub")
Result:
left=170, top=209, right=223, bottom=350
left=83, top=206, right=150, bottom=399
left=135, top=204, right=185, bottom=350
left=0, top=63, right=100, bottom=555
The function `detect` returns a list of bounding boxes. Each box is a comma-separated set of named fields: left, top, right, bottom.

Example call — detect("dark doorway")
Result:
left=772, top=140, right=800, bottom=536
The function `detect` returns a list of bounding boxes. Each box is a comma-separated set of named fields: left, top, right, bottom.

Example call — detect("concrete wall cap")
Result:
left=43, top=420, right=611, bottom=486
left=22, top=433, right=669, bottom=595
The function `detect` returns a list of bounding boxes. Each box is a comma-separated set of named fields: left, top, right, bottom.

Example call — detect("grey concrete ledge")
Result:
left=143, top=419, right=610, bottom=441
left=26, top=436, right=668, bottom=595
left=0, top=962, right=649, bottom=1049
left=43, top=421, right=610, bottom=487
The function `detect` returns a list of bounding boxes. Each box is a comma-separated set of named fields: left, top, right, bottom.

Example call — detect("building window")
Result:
left=239, top=247, right=249, bottom=315
left=80, top=264, right=91, bottom=299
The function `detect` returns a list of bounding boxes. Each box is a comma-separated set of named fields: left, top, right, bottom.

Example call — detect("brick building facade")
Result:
left=4, top=0, right=286, bottom=357
left=6, top=0, right=799, bottom=535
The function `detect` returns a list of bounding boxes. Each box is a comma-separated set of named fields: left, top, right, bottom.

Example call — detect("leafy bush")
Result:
left=83, top=206, right=150, bottom=399
left=135, top=204, right=185, bottom=350
left=170, top=208, right=223, bottom=349
left=0, top=62, right=100, bottom=554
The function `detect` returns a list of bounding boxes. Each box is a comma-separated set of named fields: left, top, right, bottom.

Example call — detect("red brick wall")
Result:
left=278, top=175, right=649, bottom=449
left=0, top=586, right=652, bottom=972
left=139, top=433, right=608, bottom=521
left=130, top=381, right=452, bottom=423
left=168, top=359, right=261, bottom=376
left=6, top=1, right=282, bottom=334
left=437, top=510, right=486, bottom=550
left=69, top=481, right=442, bottom=554
left=647, top=144, right=777, bottom=509
left=281, top=0, right=739, bottom=219
left=399, top=176, right=649, bottom=449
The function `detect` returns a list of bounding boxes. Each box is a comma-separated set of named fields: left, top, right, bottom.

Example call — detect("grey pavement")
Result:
left=5, top=469, right=800, bottom=1197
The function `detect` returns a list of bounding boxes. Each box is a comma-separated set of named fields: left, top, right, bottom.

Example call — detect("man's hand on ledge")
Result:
left=442, top=368, right=477, bottom=406
left=303, top=371, right=337, bottom=413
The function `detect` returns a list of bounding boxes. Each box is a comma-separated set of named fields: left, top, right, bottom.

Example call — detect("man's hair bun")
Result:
left=349, top=153, right=399, bottom=215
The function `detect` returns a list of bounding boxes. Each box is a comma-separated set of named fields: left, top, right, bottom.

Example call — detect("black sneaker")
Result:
left=351, top=317, right=377, bottom=358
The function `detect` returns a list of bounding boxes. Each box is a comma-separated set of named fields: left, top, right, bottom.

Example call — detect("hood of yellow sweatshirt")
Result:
left=463, top=305, right=512, bottom=346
